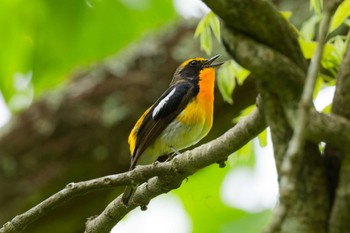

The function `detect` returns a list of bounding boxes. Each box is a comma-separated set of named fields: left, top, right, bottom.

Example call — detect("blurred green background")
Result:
left=0, top=0, right=176, bottom=111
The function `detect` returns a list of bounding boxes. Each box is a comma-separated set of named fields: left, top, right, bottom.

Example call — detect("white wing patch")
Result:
left=152, top=87, right=177, bottom=119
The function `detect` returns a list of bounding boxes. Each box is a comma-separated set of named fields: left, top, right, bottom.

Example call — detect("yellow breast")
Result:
left=175, top=67, right=215, bottom=140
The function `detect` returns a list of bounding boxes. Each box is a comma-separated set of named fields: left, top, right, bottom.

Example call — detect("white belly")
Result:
left=137, top=119, right=210, bottom=165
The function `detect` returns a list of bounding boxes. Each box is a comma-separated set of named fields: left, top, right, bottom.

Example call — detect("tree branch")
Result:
left=84, top=104, right=266, bottom=233
left=221, top=28, right=304, bottom=108
left=203, top=0, right=307, bottom=70
left=281, top=0, right=335, bottom=185
left=265, top=1, right=342, bottom=232
left=306, top=110, right=350, bottom=150
left=203, top=0, right=345, bottom=233
left=327, top=30, right=350, bottom=233
left=0, top=104, right=266, bottom=233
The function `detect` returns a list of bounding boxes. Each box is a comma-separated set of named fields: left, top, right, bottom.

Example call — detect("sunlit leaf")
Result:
left=217, top=61, right=236, bottom=104
left=231, top=60, right=250, bottom=85
left=298, top=39, right=317, bottom=59
left=207, top=12, right=221, bottom=42
left=194, top=19, right=206, bottom=38
left=322, top=36, right=346, bottom=75
left=298, top=38, right=337, bottom=65
left=200, top=25, right=213, bottom=55
left=194, top=11, right=221, bottom=55
left=300, top=15, right=320, bottom=41
left=330, top=0, right=350, bottom=32
left=310, top=0, right=323, bottom=15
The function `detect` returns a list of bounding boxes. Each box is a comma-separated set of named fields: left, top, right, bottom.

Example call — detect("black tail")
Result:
left=122, top=159, right=137, bottom=206
left=122, top=185, right=136, bottom=206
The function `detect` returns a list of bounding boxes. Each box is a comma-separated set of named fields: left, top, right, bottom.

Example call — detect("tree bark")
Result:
left=202, top=0, right=345, bottom=232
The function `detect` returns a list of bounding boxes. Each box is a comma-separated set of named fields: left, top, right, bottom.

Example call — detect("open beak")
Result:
left=203, top=55, right=224, bottom=68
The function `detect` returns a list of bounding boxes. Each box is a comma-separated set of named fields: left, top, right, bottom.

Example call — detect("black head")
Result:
left=171, top=55, right=223, bottom=85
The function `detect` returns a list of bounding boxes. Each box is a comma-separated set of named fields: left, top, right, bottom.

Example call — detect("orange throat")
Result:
left=197, top=67, right=215, bottom=113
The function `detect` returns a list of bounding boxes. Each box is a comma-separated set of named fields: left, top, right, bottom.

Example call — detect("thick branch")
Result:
left=203, top=1, right=343, bottom=233
left=265, top=1, right=341, bottom=232
left=306, top=110, right=350, bottom=150
left=203, top=0, right=306, bottom=70
left=221, top=28, right=305, bottom=109
left=0, top=106, right=266, bottom=233
left=328, top=31, right=350, bottom=233
left=332, top=33, right=350, bottom=119
left=281, top=0, right=334, bottom=182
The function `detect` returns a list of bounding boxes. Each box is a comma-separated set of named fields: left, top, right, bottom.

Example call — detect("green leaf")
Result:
left=207, top=12, right=221, bottom=42
left=330, top=0, right=350, bottom=32
left=200, top=25, right=213, bottom=55
left=322, top=36, right=346, bottom=75
left=231, top=60, right=250, bottom=85
left=217, top=61, right=236, bottom=104
left=310, top=0, right=323, bottom=15
left=300, top=15, right=320, bottom=41
left=194, top=11, right=221, bottom=55
left=194, top=18, right=206, bottom=38
left=298, top=39, right=317, bottom=59
left=298, top=38, right=337, bottom=63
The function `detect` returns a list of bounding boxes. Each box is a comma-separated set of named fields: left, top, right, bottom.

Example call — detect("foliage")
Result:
left=194, top=11, right=221, bottom=55
left=195, top=3, right=350, bottom=117
left=217, top=60, right=250, bottom=104
left=0, top=0, right=176, bottom=112
left=330, top=0, right=350, bottom=32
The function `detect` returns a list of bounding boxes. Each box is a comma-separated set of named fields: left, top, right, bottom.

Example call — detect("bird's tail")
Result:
left=122, top=185, right=136, bottom=206
left=122, top=154, right=138, bottom=206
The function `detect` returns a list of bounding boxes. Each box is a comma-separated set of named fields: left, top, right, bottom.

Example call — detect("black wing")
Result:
left=130, top=81, right=198, bottom=168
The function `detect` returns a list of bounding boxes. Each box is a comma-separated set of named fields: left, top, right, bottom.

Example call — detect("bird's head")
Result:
left=171, top=55, right=223, bottom=85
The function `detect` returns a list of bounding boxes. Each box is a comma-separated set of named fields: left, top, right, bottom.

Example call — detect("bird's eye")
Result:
left=189, top=60, right=199, bottom=66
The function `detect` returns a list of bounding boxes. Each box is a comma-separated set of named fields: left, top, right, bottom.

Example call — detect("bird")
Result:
left=122, top=55, right=223, bottom=206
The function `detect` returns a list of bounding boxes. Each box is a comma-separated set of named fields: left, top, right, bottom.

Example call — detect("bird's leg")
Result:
left=170, top=146, right=181, bottom=155
left=165, top=146, right=181, bottom=162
